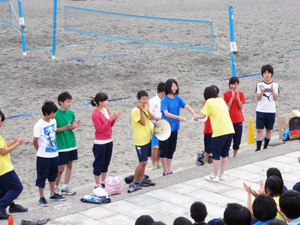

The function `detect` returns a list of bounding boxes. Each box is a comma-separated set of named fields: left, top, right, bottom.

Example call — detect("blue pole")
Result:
left=52, top=0, right=57, bottom=59
left=17, top=0, right=26, bottom=55
left=229, top=5, right=237, bottom=77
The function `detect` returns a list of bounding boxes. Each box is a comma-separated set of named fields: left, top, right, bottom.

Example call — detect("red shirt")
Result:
left=223, top=90, right=246, bottom=123
left=92, top=108, right=116, bottom=140
left=203, top=100, right=213, bottom=134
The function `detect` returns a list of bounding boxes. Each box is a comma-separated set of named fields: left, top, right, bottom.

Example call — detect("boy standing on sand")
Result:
left=0, top=110, right=27, bottom=220
left=55, top=92, right=81, bottom=196
left=149, top=82, right=165, bottom=170
left=255, top=65, right=280, bottom=151
left=33, top=101, right=65, bottom=207
left=129, top=91, right=158, bottom=193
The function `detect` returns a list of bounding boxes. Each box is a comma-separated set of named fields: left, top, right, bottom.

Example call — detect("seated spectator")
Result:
left=252, top=194, right=277, bottom=225
left=223, top=203, right=251, bottom=225
left=190, top=201, right=208, bottom=225
left=266, top=168, right=287, bottom=192
left=266, top=220, right=287, bottom=225
left=279, top=190, right=300, bottom=224
left=135, top=215, right=154, bottom=225
left=174, top=217, right=192, bottom=225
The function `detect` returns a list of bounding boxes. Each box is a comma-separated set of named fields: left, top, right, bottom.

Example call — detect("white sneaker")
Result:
left=55, top=186, right=60, bottom=195
left=219, top=172, right=226, bottom=181
left=61, top=186, right=76, bottom=195
left=206, top=174, right=219, bottom=182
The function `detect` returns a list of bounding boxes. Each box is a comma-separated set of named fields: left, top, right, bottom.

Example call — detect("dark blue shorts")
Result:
left=93, top=142, right=113, bottom=176
left=204, top=133, right=212, bottom=153
left=159, top=130, right=178, bottom=159
left=211, top=134, right=233, bottom=160
left=135, top=142, right=151, bottom=162
left=36, top=156, right=58, bottom=188
left=232, top=122, right=243, bottom=150
left=256, top=112, right=275, bottom=130
left=58, top=149, right=78, bottom=165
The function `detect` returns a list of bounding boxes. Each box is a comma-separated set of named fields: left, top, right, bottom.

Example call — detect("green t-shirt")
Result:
left=55, top=109, right=77, bottom=152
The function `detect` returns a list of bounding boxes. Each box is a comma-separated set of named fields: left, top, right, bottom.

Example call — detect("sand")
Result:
left=0, top=0, right=300, bottom=202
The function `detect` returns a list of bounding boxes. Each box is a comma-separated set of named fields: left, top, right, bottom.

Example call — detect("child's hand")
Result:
left=137, top=103, right=143, bottom=111
left=144, top=102, right=150, bottom=112
left=16, top=137, right=26, bottom=146
left=236, top=91, right=240, bottom=99
left=66, top=121, right=74, bottom=130
left=72, top=119, right=81, bottom=128
left=178, top=116, right=186, bottom=122
left=259, top=84, right=265, bottom=92
left=193, top=115, right=199, bottom=121
left=231, top=90, right=235, bottom=99
left=116, top=111, right=122, bottom=119
left=109, top=112, right=117, bottom=121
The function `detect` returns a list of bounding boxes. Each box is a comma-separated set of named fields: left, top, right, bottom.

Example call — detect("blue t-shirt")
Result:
left=161, top=95, right=186, bottom=131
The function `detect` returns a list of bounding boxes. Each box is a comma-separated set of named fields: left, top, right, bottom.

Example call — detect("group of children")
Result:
left=0, top=64, right=280, bottom=219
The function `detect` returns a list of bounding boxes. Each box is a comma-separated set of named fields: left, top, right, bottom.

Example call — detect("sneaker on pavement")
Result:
left=218, top=172, right=226, bottom=181
left=0, top=209, right=11, bottom=220
left=61, top=186, right=76, bottom=195
left=49, top=193, right=66, bottom=201
left=55, top=186, right=60, bottom=194
left=168, top=170, right=173, bottom=175
left=128, top=181, right=142, bottom=193
left=39, top=197, right=48, bottom=207
left=9, top=204, right=28, bottom=213
left=163, top=171, right=168, bottom=176
left=152, top=167, right=157, bottom=171
left=206, top=174, right=219, bottom=182
left=139, top=179, right=150, bottom=187
left=156, top=165, right=163, bottom=169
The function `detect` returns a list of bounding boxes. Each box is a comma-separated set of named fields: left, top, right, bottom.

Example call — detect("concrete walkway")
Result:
left=5, top=139, right=300, bottom=225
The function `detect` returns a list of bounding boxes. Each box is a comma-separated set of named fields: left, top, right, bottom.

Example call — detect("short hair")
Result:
left=203, top=86, right=218, bottom=100
left=266, top=168, right=284, bottom=185
left=265, top=175, right=283, bottom=197
left=190, top=201, right=207, bottom=222
left=223, top=203, right=251, bottom=225
left=135, top=215, right=154, bottom=225
left=157, top=82, right=166, bottom=93
left=0, top=110, right=5, bottom=122
left=253, top=194, right=277, bottom=221
left=58, top=92, right=72, bottom=105
left=228, top=77, right=239, bottom=88
left=266, top=220, right=287, bottom=225
left=152, top=222, right=166, bottom=225
left=137, top=90, right=148, bottom=99
left=261, top=64, right=274, bottom=76
left=211, top=85, right=219, bottom=94
left=173, top=217, right=192, bottom=225
left=42, top=101, right=58, bottom=116
left=91, top=92, right=108, bottom=107
left=279, top=190, right=300, bottom=219
left=165, top=79, right=179, bottom=95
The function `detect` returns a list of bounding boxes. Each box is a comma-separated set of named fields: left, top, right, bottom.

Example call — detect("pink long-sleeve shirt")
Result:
left=92, top=108, right=116, bottom=140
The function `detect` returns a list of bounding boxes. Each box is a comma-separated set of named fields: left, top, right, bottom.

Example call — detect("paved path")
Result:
left=4, top=139, right=300, bottom=225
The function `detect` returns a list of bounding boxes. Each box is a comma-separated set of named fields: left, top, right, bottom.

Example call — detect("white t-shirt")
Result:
left=256, top=81, right=280, bottom=113
left=149, top=94, right=161, bottom=125
left=34, top=118, right=58, bottom=158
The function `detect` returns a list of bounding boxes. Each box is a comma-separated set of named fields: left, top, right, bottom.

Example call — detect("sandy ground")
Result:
left=0, top=0, right=300, bottom=202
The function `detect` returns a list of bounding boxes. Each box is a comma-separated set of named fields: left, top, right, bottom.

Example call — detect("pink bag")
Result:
left=105, top=176, right=122, bottom=195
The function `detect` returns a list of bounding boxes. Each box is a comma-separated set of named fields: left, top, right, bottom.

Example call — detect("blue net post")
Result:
left=229, top=6, right=237, bottom=77
left=52, top=0, right=57, bottom=59
left=17, top=0, right=26, bottom=55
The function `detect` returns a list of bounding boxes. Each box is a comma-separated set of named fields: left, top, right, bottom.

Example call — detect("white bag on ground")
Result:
left=105, top=176, right=122, bottom=195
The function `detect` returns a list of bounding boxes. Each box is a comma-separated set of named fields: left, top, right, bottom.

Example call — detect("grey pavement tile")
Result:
left=54, top=213, right=102, bottom=225
left=145, top=201, right=190, bottom=218
left=102, top=200, right=155, bottom=218
left=223, top=178, right=260, bottom=190
left=269, top=155, right=297, bottom=164
left=185, top=189, right=241, bottom=208
left=222, top=188, right=248, bottom=202
left=145, top=189, right=197, bottom=208
left=184, top=178, right=235, bottom=194
left=164, top=183, right=200, bottom=194
left=254, top=160, right=299, bottom=172
left=238, top=164, right=266, bottom=174
left=150, top=212, right=179, bottom=225
left=285, top=152, right=300, bottom=158
left=99, top=214, right=136, bottom=225
left=79, top=206, right=117, bottom=220
left=201, top=201, right=226, bottom=219
left=282, top=173, right=300, bottom=183
left=224, top=169, right=265, bottom=183
left=124, top=193, right=162, bottom=207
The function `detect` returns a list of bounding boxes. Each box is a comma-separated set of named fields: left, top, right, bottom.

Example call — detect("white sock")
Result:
left=63, top=184, right=68, bottom=189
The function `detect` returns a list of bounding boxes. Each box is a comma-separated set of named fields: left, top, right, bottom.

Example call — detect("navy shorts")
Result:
left=211, top=134, right=233, bottom=160
left=159, top=130, right=178, bottom=159
left=256, top=112, right=275, bottom=130
left=232, top=122, right=243, bottom=150
left=93, top=142, right=113, bottom=176
left=58, top=149, right=78, bottom=165
left=204, top=133, right=212, bottom=154
left=36, top=156, right=58, bottom=188
left=135, top=142, right=151, bottom=162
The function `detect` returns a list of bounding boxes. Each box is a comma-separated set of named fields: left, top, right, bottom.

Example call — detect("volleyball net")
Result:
left=0, top=0, right=12, bottom=25
left=63, top=6, right=214, bottom=52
